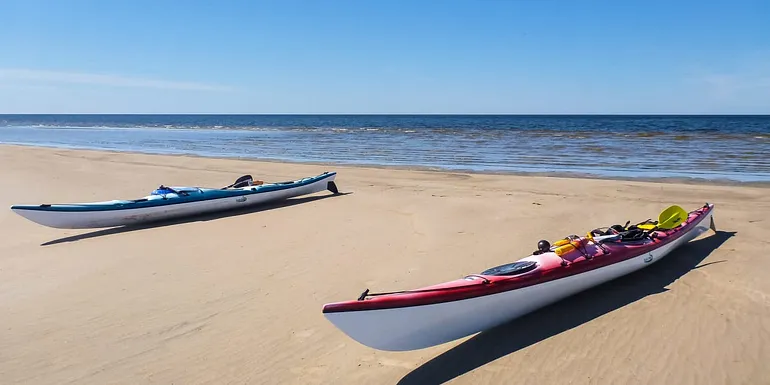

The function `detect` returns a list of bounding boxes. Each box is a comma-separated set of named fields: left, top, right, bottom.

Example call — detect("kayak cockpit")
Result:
left=150, top=186, right=204, bottom=197
left=480, top=260, right=538, bottom=276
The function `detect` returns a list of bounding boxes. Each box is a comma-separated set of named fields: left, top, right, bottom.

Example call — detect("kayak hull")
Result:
left=11, top=172, right=337, bottom=229
left=323, top=204, right=714, bottom=351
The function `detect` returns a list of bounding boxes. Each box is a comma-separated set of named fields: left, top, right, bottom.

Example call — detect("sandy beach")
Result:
left=1, top=144, right=769, bottom=385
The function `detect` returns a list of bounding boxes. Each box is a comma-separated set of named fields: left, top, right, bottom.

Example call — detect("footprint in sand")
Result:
left=292, top=329, right=316, bottom=339
left=359, top=355, right=415, bottom=370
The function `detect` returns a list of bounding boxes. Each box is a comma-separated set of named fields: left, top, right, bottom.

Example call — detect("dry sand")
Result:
left=1, top=144, right=769, bottom=385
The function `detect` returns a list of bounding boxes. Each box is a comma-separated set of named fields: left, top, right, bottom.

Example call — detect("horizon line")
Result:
left=1, top=113, right=769, bottom=116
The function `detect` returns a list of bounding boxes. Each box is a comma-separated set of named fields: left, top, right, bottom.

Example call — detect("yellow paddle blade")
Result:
left=657, top=205, right=688, bottom=229
left=637, top=223, right=657, bottom=230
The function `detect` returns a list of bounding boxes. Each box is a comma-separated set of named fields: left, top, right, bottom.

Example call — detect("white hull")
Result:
left=12, top=174, right=336, bottom=229
left=324, top=208, right=713, bottom=351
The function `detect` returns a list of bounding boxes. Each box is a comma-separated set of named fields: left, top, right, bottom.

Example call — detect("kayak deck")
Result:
left=323, top=203, right=714, bottom=313
left=11, top=172, right=337, bottom=212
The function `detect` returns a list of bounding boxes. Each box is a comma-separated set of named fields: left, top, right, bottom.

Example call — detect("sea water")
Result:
left=1, top=114, right=768, bottom=182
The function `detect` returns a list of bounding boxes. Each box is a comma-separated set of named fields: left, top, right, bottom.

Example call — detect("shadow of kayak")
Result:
left=41, top=191, right=351, bottom=246
left=398, top=230, right=735, bottom=385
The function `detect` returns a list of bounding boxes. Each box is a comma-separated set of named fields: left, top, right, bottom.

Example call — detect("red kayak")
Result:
left=323, top=203, right=716, bottom=351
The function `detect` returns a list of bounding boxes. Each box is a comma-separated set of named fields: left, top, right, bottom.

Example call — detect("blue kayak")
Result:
left=11, top=171, right=338, bottom=229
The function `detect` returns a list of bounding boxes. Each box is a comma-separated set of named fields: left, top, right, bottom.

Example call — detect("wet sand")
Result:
left=1, top=144, right=769, bottom=385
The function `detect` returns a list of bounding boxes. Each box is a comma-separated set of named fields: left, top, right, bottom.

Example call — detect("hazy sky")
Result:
left=1, top=0, right=768, bottom=114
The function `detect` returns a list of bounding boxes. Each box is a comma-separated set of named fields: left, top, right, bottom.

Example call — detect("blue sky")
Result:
left=1, top=0, right=768, bottom=114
